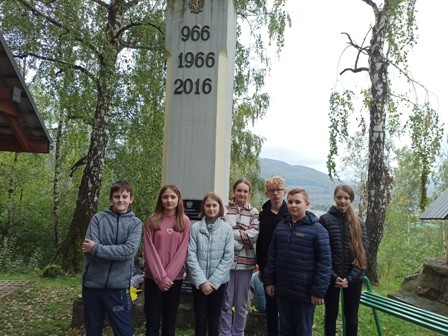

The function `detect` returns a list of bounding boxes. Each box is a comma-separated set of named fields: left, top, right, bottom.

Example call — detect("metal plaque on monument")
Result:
left=163, top=0, right=236, bottom=209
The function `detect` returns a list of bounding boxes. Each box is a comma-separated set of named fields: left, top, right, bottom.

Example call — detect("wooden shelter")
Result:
left=420, top=189, right=448, bottom=220
left=0, top=33, right=51, bottom=153
left=420, top=188, right=448, bottom=263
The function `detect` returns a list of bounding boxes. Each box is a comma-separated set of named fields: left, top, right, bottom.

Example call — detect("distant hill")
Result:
left=260, top=158, right=337, bottom=211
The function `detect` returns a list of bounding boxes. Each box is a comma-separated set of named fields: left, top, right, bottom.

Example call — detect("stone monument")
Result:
left=163, top=0, right=236, bottom=207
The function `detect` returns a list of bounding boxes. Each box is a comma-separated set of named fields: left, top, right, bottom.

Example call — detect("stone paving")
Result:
left=0, top=280, right=31, bottom=300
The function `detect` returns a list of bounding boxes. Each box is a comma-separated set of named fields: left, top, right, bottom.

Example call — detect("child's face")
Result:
left=265, top=182, right=286, bottom=205
left=161, top=188, right=179, bottom=214
left=110, top=190, right=133, bottom=214
left=233, top=182, right=250, bottom=206
left=203, top=198, right=220, bottom=220
left=287, top=192, right=309, bottom=221
left=334, top=189, right=352, bottom=213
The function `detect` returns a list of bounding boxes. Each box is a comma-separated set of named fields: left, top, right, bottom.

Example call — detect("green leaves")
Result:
left=327, top=89, right=354, bottom=179
left=408, top=103, right=443, bottom=210
left=0, top=0, right=290, bottom=269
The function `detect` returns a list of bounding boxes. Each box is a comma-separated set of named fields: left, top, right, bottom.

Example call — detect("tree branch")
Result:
left=90, top=0, right=109, bottom=8
left=13, top=52, right=98, bottom=84
left=361, top=0, right=379, bottom=15
left=69, top=156, right=87, bottom=177
left=339, top=32, right=370, bottom=75
left=123, top=0, right=143, bottom=10
left=115, top=21, right=164, bottom=41
left=17, top=0, right=64, bottom=29
left=340, top=67, right=369, bottom=75
left=16, top=0, right=100, bottom=57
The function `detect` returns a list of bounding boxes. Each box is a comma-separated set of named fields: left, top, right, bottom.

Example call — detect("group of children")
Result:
left=81, top=176, right=368, bottom=336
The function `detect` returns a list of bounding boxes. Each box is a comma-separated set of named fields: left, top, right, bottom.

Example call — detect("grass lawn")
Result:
left=0, top=273, right=441, bottom=335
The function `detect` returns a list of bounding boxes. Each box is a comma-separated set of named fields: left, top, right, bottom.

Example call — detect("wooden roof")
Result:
left=0, top=33, right=51, bottom=153
left=420, top=189, right=448, bottom=220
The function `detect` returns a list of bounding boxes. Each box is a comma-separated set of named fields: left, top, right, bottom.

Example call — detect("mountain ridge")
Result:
left=260, top=158, right=337, bottom=210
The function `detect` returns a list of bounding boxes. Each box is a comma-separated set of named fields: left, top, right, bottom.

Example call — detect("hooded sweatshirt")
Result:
left=82, top=207, right=142, bottom=289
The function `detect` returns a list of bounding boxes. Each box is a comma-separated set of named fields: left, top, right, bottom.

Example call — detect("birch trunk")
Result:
left=363, top=0, right=388, bottom=283
left=51, top=2, right=123, bottom=273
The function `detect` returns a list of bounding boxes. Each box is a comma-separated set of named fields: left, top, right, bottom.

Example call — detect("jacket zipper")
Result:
left=105, top=214, right=120, bottom=287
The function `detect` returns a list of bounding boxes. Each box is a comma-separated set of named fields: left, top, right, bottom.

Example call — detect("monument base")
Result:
left=388, top=258, right=448, bottom=316
left=72, top=292, right=267, bottom=335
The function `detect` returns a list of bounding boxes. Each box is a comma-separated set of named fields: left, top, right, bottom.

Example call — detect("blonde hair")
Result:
left=264, top=176, right=285, bottom=191
left=334, top=184, right=366, bottom=269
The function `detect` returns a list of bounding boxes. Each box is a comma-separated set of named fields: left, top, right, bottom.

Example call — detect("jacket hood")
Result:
left=303, top=210, right=320, bottom=224
left=262, top=199, right=288, bottom=213
left=327, top=205, right=345, bottom=218
left=105, top=207, right=136, bottom=218
left=286, top=210, right=320, bottom=225
left=198, top=216, right=225, bottom=233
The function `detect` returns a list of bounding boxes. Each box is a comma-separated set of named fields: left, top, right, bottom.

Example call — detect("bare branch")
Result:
left=340, top=32, right=370, bottom=76
left=341, top=32, right=370, bottom=55
left=361, top=0, right=379, bottom=15
left=69, top=156, right=87, bottom=177
left=340, top=67, right=369, bottom=75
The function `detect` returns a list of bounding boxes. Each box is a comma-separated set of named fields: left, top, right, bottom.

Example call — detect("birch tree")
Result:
left=328, top=0, right=443, bottom=282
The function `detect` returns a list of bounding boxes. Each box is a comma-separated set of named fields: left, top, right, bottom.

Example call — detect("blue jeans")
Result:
left=82, top=286, right=133, bottom=336
left=277, top=296, right=315, bottom=336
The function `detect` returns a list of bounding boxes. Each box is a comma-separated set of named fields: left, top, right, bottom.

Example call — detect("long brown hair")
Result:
left=334, top=184, right=366, bottom=269
left=144, top=185, right=186, bottom=232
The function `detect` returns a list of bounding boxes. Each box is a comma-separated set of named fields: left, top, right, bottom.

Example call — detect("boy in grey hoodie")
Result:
left=82, top=180, right=142, bottom=336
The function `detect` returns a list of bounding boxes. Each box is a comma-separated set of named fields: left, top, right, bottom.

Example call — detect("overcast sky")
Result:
left=253, top=1, right=448, bottom=174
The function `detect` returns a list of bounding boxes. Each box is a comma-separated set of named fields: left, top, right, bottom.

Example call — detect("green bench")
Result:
left=359, top=276, right=448, bottom=335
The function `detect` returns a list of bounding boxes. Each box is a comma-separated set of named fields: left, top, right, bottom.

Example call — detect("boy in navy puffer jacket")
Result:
left=264, top=188, right=331, bottom=336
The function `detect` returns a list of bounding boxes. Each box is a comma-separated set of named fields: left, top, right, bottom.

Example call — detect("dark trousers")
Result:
left=324, top=280, right=363, bottom=336
left=192, top=284, right=226, bottom=336
left=264, top=284, right=279, bottom=336
left=144, top=278, right=183, bottom=336
left=82, top=286, right=133, bottom=336
left=277, top=296, right=315, bottom=336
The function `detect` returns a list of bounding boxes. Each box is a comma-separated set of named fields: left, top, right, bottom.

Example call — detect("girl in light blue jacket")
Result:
left=187, top=192, right=234, bottom=336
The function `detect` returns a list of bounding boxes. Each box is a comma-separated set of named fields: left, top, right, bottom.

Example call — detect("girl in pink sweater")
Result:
left=143, top=185, right=191, bottom=336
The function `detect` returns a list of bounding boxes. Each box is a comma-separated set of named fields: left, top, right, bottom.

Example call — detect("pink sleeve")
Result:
left=143, top=229, right=170, bottom=288
left=165, top=216, right=191, bottom=281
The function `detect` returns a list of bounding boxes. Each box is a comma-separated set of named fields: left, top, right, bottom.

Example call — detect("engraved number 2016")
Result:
left=174, top=78, right=212, bottom=95
left=178, top=52, right=215, bottom=68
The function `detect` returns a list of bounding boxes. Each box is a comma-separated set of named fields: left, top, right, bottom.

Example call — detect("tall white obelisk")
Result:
left=163, top=0, right=236, bottom=216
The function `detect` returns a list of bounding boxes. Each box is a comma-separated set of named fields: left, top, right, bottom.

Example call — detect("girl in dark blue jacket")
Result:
left=319, top=184, right=368, bottom=336
left=264, top=188, right=332, bottom=336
